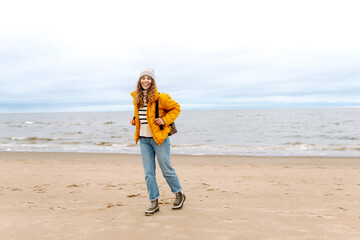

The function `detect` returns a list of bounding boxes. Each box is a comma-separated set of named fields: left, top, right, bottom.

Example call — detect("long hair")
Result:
left=135, top=77, right=157, bottom=108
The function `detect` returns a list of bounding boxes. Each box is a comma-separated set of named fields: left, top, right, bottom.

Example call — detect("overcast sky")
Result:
left=1, top=0, right=360, bottom=113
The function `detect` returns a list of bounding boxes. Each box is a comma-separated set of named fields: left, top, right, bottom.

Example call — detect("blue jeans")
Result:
left=140, top=137, right=182, bottom=201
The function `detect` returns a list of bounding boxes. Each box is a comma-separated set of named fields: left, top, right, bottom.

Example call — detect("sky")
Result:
left=1, top=0, right=360, bottom=113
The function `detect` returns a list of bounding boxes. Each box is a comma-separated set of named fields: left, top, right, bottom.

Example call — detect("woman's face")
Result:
left=140, top=75, right=152, bottom=90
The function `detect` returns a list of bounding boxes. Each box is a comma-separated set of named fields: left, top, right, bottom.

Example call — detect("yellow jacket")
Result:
left=131, top=90, right=181, bottom=145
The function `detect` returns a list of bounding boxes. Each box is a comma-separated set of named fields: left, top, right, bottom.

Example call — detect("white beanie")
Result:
left=139, top=68, right=156, bottom=80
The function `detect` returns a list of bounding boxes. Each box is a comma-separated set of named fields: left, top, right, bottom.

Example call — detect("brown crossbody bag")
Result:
left=155, top=99, right=177, bottom=136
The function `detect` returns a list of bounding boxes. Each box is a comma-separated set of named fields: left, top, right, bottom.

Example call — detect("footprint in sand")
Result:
left=49, top=206, right=66, bottom=210
left=201, top=183, right=211, bottom=187
left=69, top=191, right=82, bottom=194
left=67, top=184, right=82, bottom=188
left=67, top=184, right=89, bottom=192
left=103, top=183, right=123, bottom=190
left=33, top=185, right=48, bottom=193
left=127, top=194, right=141, bottom=198
left=24, top=202, right=39, bottom=208
left=98, top=183, right=124, bottom=190
left=338, top=207, right=348, bottom=211
left=106, top=202, right=124, bottom=208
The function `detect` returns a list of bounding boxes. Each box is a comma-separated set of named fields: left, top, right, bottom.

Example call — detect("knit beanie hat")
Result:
left=139, top=68, right=156, bottom=81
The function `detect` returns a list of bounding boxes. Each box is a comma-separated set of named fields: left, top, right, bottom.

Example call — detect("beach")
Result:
left=0, top=152, right=359, bottom=240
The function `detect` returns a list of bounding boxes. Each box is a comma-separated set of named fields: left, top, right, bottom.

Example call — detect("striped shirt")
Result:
left=139, top=92, right=152, bottom=137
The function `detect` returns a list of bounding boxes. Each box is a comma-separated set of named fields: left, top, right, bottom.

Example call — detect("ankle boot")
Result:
left=145, top=199, right=159, bottom=216
left=172, top=191, right=186, bottom=209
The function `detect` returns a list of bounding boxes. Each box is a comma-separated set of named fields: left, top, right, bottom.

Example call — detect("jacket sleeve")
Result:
left=161, top=94, right=181, bottom=126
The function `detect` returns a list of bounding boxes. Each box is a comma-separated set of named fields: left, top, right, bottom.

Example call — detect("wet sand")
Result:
left=0, top=152, right=359, bottom=240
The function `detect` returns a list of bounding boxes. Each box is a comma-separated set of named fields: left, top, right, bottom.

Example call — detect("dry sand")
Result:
left=0, top=152, right=359, bottom=240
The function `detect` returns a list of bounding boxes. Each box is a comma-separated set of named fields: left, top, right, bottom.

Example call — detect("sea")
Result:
left=0, top=108, right=359, bottom=157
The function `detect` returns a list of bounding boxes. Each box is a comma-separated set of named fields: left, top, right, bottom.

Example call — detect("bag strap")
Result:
left=155, top=99, right=164, bottom=130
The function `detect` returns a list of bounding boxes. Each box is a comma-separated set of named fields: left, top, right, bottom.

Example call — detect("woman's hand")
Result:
left=154, top=118, right=165, bottom=126
left=130, top=117, right=136, bottom=126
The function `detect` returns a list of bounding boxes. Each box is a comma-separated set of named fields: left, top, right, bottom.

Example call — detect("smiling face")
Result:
left=140, top=75, right=152, bottom=90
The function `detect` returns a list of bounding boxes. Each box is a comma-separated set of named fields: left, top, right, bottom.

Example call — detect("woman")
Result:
left=130, top=68, right=185, bottom=216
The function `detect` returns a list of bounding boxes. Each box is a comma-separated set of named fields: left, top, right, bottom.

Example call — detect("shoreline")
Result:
left=1, top=151, right=360, bottom=166
left=2, top=148, right=360, bottom=159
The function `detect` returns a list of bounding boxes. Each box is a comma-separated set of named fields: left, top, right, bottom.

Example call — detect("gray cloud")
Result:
left=1, top=41, right=360, bottom=112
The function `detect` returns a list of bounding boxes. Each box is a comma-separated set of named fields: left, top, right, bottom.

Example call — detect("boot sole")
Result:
left=145, top=207, right=159, bottom=216
left=172, top=194, right=186, bottom=210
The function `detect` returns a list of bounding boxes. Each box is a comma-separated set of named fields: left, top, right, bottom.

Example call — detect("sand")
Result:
left=0, top=152, right=359, bottom=240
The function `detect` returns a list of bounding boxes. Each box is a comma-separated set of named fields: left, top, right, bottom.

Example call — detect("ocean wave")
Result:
left=1, top=142, right=360, bottom=156
left=63, top=131, right=83, bottom=135
left=8, top=124, right=24, bottom=128
left=4, top=138, right=359, bottom=156
left=126, top=144, right=138, bottom=147
left=171, top=143, right=360, bottom=154
left=23, top=121, right=51, bottom=125
left=10, top=137, right=55, bottom=142
left=337, top=136, right=359, bottom=141
left=59, top=141, right=82, bottom=145
left=95, top=142, right=113, bottom=146
left=284, top=135, right=304, bottom=139
left=111, top=136, right=123, bottom=139
left=283, top=142, right=316, bottom=146
left=3, top=121, right=54, bottom=127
